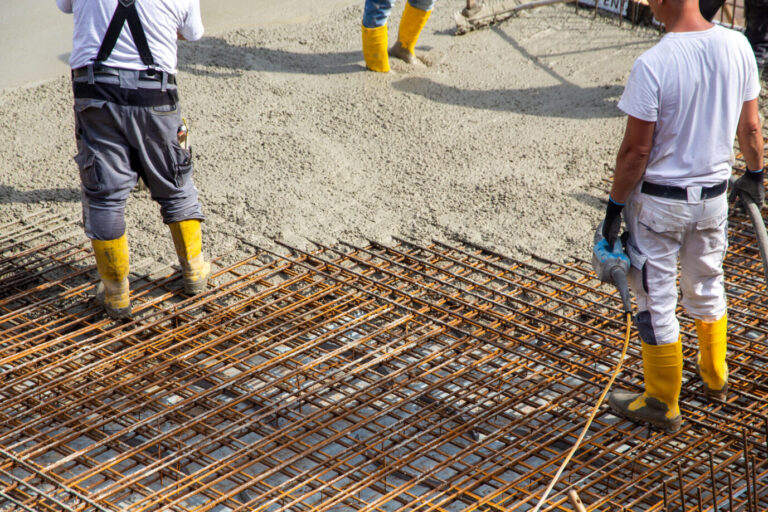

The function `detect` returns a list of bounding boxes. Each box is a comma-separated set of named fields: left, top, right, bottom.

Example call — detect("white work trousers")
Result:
left=624, top=188, right=728, bottom=346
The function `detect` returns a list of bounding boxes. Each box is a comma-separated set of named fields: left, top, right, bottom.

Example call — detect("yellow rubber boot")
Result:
left=609, top=339, right=683, bottom=432
left=362, top=24, right=390, bottom=72
left=169, top=220, right=211, bottom=295
left=391, top=3, right=432, bottom=63
left=92, top=234, right=132, bottom=319
left=695, top=315, right=729, bottom=402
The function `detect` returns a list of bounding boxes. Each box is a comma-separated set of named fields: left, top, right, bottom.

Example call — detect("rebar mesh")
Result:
left=1, top=197, right=766, bottom=511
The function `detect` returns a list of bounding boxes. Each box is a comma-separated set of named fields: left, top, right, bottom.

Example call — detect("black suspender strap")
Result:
left=95, top=0, right=155, bottom=68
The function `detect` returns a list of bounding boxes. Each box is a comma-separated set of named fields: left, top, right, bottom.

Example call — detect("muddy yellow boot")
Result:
left=92, top=234, right=132, bottom=319
left=695, top=315, right=728, bottom=402
left=169, top=219, right=211, bottom=295
left=609, top=339, right=682, bottom=432
left=391, top=3, right=432, bottom=63
left=362, top=24, right=390, bottom=72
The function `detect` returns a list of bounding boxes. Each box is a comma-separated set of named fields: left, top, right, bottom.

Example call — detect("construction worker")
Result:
left=362, top=0, right=434, bottom=72
left=57, top=0, right=211, bottom=319
left=602, top=0, right=764, bottom=432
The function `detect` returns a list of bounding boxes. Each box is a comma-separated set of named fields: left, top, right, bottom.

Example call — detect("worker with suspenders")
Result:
left=56, top=0, right=211, bottom=319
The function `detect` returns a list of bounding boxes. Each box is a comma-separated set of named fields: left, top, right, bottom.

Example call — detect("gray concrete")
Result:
left=0, top=0, right=358, bottom=90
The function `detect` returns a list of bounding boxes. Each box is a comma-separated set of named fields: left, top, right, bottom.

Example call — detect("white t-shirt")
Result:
left=617, top=25, right=759, bottom=187
left=57, top=0, right=204, bottom=74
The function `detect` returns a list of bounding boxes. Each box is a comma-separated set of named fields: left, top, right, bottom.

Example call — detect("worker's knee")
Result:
left=407, top=0, right=435, bottom=11
left=631, top=262, right=680, bottom=346
left=363, top=0, right=394, bottom=28
left=681, top=291, right=727, bottom=322
left=83, top=203, right=127, bottom=241
left=636, top=310, right=679, bottom=346
left=680, top=268, right=726, bottom=321
left=158, top=195, right=204, bottom=226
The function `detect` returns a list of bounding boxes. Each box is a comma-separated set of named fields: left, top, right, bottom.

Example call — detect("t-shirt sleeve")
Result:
left=179, top=0, right=204, bottom=41
left=617, top=58, right=659, bottom=122
left=742, top=39, right=760, bottom=102
left=56, top=0, right=73, bottom=14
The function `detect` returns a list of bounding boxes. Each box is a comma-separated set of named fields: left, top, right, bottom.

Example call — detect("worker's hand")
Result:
left=601, top=197, right=625, bottom=246
left=734, top=168, right=765, bottom=208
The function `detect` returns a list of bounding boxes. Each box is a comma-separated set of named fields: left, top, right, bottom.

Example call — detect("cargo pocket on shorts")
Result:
left=637, top=199, right=687, bottom=235
left=696, top=214, right=728, bottom=261
left=73, top=141, right=102, bottom=193
left=168, top=142, right=192, bottom=188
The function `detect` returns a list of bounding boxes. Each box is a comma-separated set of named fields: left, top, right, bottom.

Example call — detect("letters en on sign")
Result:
left=578, top=0, right=630, bottom=16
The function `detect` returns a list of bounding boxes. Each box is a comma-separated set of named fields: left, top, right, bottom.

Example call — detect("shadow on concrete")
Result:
left=177, top=36, right=363, bottom=77
left=392, top=76, right=622, bottom=118
left=0, top=186, right=79, bottom=204
left=570, top=191, right=607, bottom=210
left=391, top=24, right=625, bottom=118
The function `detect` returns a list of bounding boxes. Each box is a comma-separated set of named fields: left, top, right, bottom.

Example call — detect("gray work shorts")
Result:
left=73, top=93, right=204, bottom=241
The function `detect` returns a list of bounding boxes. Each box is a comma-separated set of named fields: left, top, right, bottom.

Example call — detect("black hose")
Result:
left=610, top=266, right=632, bottom=313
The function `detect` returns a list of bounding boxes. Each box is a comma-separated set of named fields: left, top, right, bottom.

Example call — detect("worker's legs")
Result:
left=123, top=102, right=210, bottom=294
left=745, top=0, right=768, bottom=73
left=74, top=99, right=139, bottom=241
left=609, top=340, right=682, bottom=432
left=168, top=220, right=211, bottom=295
left=391, top=0, right=435, bottom=63
left=91, top=235, right=132, bottom=319
left=363, top=0, right=395, bottom=27
left=625, top=193, right=686, bottom=347
left=124, top=103, right=204, bottom=225
left=694, top=315, right=728, bottom=401
left=74, top=98, right=138, bottom=319
left=608, top=191, right=685, bottom=432
left=363, top=0, right=394, bottom=72
left=679, top=195, right=729, bottom=400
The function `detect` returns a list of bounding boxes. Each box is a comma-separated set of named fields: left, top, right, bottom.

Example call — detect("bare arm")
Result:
left=609, top=115, right=656, bottom=203
left=600, top=115, right=655, bottom=245
left=736, top=98, right=763, bottom=171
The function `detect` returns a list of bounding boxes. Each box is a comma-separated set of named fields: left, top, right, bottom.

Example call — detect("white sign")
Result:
left=579, top=0, right=631, bottom=16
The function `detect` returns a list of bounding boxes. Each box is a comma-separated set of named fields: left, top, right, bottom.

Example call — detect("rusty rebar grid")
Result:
left=1, top=206, right=766, bottom=511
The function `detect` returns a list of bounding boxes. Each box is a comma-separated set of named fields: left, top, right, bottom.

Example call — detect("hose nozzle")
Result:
left=592, top=223, right=632, bottom=314
left=610, top=265, right=632, bottom=313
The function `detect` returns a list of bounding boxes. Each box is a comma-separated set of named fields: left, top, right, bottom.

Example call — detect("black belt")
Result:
left=641, top=180, right=728, bottom=200
left=72, top=65, right=176, bottom=85
left=72, top=81, right=178, bottom=107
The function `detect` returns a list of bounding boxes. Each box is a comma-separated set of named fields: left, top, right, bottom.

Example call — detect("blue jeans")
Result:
left=363, top=0, right=435, bottom=28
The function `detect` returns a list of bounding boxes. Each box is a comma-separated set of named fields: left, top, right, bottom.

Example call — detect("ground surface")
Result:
left=0, top=3, right=661, bottom=269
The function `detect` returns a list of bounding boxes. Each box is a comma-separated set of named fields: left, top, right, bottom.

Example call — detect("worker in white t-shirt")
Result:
left=57, top=0, right=211, bottom=319
left=600, top=0, right=764, bottom=432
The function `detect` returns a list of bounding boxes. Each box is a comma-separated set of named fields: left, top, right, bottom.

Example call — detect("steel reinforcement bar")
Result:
left=0, top=205, right=766, bottom=511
